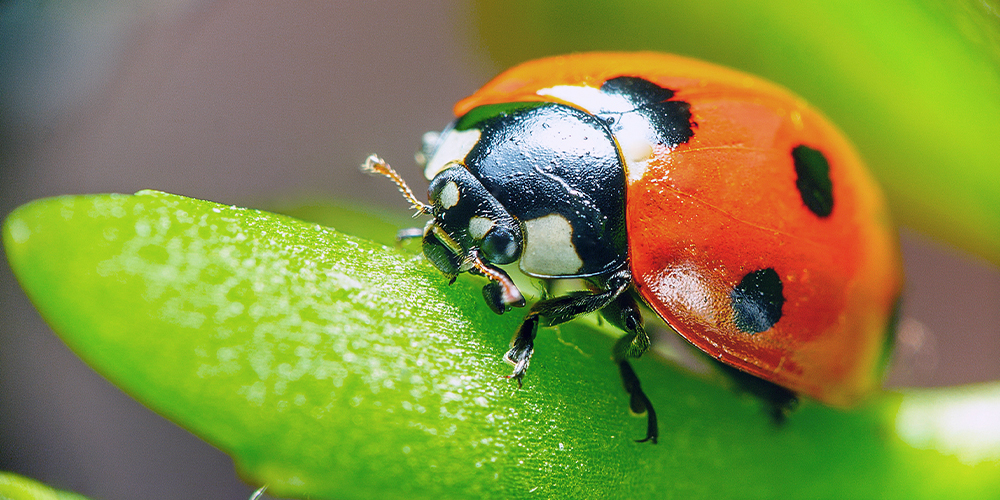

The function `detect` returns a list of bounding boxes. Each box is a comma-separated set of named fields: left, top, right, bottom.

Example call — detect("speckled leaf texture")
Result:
left=4, top=190, right=1000, bottom=499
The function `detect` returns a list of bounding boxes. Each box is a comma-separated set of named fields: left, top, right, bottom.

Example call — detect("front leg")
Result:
left=503, top=267, right=631, bottom=382
left=501, top=267, right=658, bottom=443
left=503, top=313, right=539, bottom=386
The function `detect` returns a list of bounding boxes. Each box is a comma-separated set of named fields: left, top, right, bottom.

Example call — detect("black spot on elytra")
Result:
left=601, top=76, right=677, bottom=104
left=731, top=268, right=784, bottom=333
left=598, top=76, right=694, bottom=149
left=792, top=145, right=834, bottom=218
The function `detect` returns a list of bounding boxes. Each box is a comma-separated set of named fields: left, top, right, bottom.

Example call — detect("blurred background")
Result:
left=1, top=1, right=998, bottom=498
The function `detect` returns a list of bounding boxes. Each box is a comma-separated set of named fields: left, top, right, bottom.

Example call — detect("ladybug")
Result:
left=363, top=52, right=903, bottom=444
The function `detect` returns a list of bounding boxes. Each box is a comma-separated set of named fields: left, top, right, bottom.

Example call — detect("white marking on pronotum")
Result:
left=520, top=214, right=583, bottom=276
left=537, top=85, right=617, bottom=114
left=415, top=131, right=441, bottom=167
left=537, top=85, right=655, bottom=184
left=468, top=216, right=494, bottom=240
left=424, top=128, right=482, bottom=180
left=439, top=181, right=460, bottom=209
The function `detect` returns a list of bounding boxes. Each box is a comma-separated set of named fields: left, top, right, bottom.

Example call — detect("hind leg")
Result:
left=716, top=362, right=799, bottom=424
left=604, top=292, right=658, bottom=443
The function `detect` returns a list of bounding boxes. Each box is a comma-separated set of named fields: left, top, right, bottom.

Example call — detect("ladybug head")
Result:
left=425, top=166, right=522, bottom=267
left=362, top=155, right=526, bottom=314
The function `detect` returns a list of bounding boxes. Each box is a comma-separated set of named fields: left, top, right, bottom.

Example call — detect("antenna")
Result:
left=361, top=155, right=432, bottom=214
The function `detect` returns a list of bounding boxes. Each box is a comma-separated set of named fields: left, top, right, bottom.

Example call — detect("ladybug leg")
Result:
left=395, top=226, right=424, bottom=243
left=606, top=293, right=651, bottom=360
left=604, top=292, right=658, bottom=444
left=503, top=267, right=631, bottom=383
left=468, top=250, right=526, bottom=314
left=715, top=362, right=799, bottom=425
left=503, top=313, right=539, bottom=386
left=531, top=267, right=631, bottom=327
left=617, top=357, right=658, bottom=444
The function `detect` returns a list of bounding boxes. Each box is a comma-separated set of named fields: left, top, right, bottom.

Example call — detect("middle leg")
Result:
left=603, top=291, right=658, bottom=443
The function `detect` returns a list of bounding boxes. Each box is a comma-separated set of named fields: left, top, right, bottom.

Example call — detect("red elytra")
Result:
left=455, top=52, right=903, bottom=406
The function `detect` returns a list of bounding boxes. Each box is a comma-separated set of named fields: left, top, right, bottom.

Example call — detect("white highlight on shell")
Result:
left=617, top=133, right=654, bottom=184
left=537, top=85, right=615, bottom=113
left=415, top=131, right=441, bottom=167
left=537, top=84, right=655, bottom=184
left=439, top=181, right=460, bottom=209
left=519, top=214, right=583, bottom=276
left=468, top=216, right=494, bottom=240
left=643, top=263, right=726, bottom=326
left=423, top=128, right=482, bottom=180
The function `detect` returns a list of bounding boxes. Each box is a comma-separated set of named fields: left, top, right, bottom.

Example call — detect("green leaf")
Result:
left=4, top=191, right=1000, bottom=499
left=0, top=471, right=92, bottom=500
left=473, top=0, right=1000, bottom=266
left=266, top=197, right=414, bottom=247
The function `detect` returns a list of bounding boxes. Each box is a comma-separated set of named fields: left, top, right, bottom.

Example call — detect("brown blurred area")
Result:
left=1, top=2, right=997, bottom=499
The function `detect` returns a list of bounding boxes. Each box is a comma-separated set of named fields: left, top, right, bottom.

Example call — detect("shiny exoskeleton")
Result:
left=364, top=76, right=695, bottom=444
left=363, top=52, right=903, bottom=446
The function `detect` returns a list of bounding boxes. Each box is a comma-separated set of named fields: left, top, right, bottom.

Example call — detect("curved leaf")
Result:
left=4, top=191, right=1000, bottom=499
left=0, top=472, right=92, bottom=500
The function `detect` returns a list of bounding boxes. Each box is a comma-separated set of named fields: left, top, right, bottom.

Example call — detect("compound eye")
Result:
left=480, top=226, right=520, bottom=265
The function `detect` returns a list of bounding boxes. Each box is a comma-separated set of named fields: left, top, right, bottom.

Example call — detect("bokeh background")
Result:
left=1, top=1, right=998, bottom=499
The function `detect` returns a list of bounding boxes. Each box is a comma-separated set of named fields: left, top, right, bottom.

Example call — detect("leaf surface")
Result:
left=4, top=191, right=999, bottom=499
